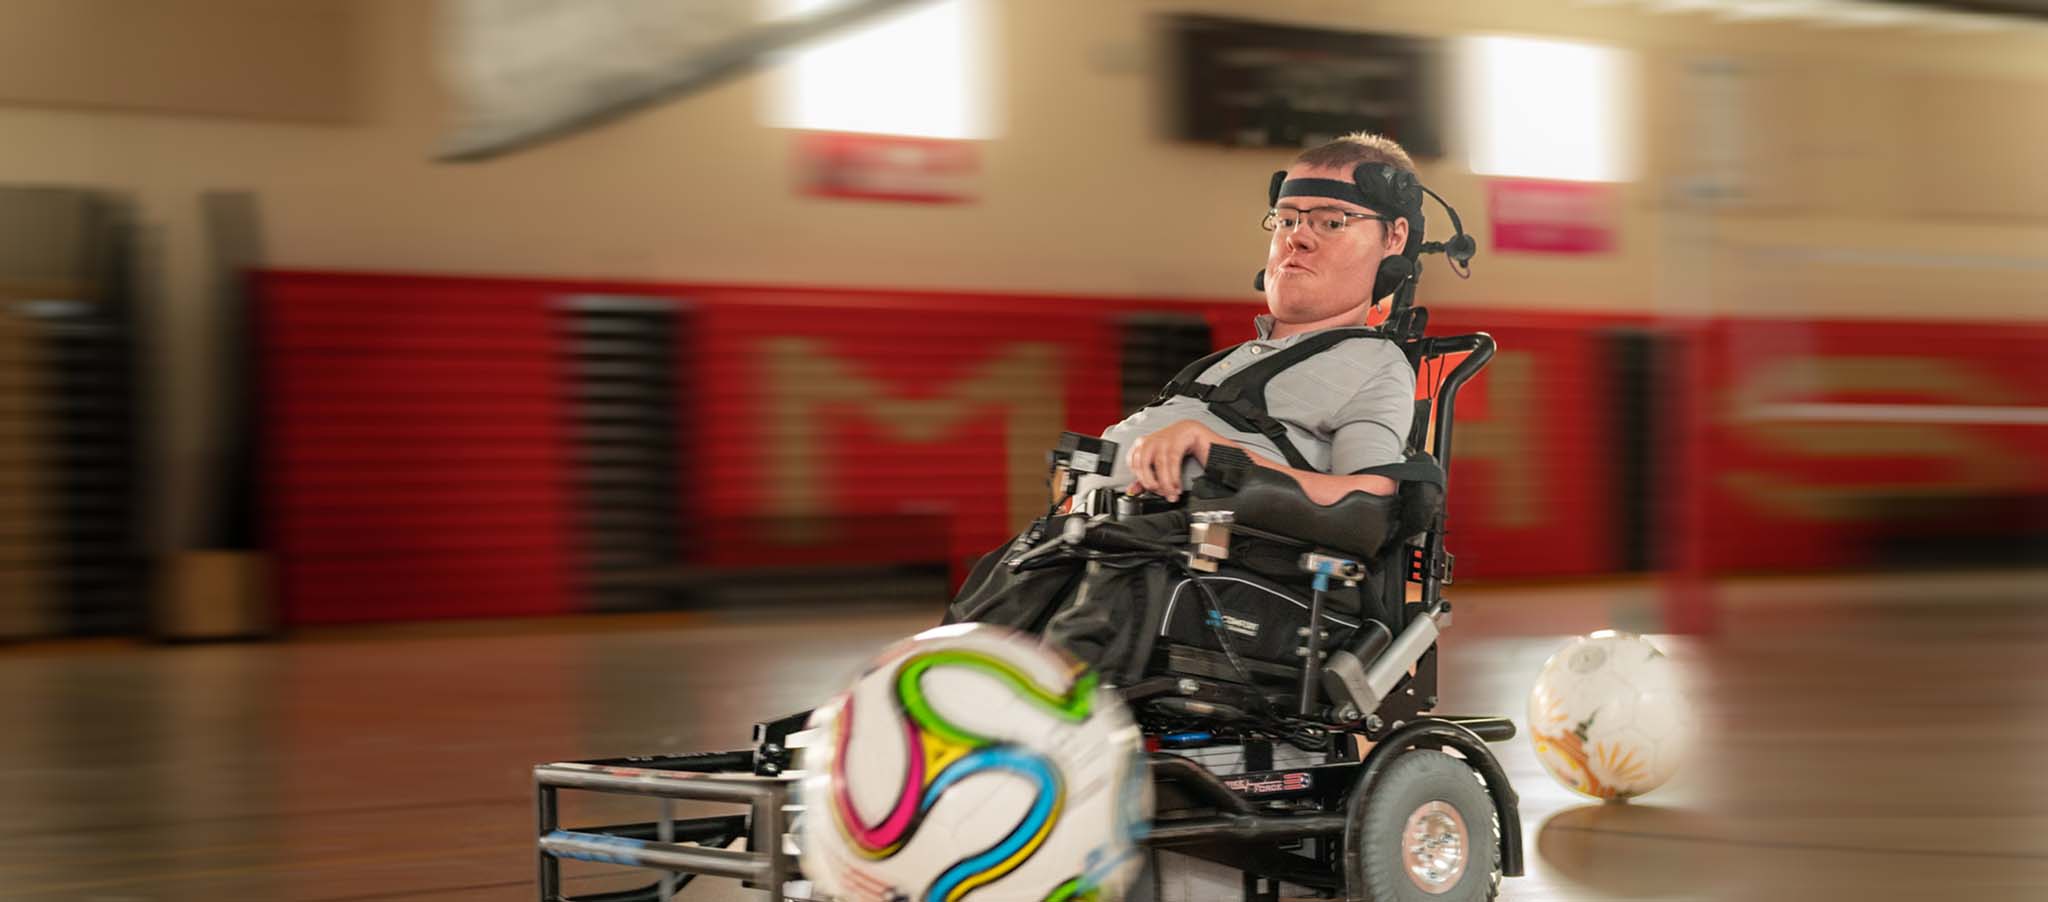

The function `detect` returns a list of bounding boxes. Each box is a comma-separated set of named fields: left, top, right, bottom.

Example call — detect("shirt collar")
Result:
left=1253, top=314, right=1376, bottom=343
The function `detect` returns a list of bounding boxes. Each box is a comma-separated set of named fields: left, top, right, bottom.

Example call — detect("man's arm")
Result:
left=1127, top=346, right=1413, bottom=503
left=1224, top=437, right=1398, bottom=502
left=1122, top=420, right=1393, bottom=504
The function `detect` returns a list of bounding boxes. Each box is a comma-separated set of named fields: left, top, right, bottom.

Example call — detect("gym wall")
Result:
left=253, top=269, right=2048, bottom=624
left=0, top=0, right=2042, bottom=629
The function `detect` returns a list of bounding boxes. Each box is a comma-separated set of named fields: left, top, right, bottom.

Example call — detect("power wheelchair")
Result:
left=533, top=156, right=1515, bottom=902
left=528, top=294, right=1522, bottom=902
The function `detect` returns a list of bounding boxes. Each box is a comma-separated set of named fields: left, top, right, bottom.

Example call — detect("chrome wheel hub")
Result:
left=1400, top=800, right=1469, bottom=893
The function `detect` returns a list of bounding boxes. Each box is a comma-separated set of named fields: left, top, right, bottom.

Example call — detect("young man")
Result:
left=951, top=132, right=1428, bottom=676
left=1076, top=132, right=1418, bottom=507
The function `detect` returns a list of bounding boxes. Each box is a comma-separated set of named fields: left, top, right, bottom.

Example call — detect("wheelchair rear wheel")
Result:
left=1350, top=749, right=1502, bottom=902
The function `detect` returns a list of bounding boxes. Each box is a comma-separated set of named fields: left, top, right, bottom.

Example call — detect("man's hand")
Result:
left=1124, top=420, right=1222, bottom=502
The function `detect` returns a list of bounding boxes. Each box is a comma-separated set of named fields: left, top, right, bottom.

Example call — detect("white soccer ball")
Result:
left=798, top=624, right=1152, bottom=902
left=1527, top=631, right=1694, bottom=801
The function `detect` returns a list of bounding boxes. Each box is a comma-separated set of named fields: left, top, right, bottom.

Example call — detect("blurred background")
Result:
left=0, top=0, right=2038, bottom=639
left=0, top=2, right=2045, bottom=900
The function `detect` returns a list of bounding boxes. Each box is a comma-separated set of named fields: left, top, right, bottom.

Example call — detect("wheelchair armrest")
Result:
left=1188, top=450, right=1394, bottom=560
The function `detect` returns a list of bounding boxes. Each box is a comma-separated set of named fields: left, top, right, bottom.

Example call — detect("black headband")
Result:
left=1275, top=178, right=1388, bottom=215
left=1268, top=163, right=1424, bottom=220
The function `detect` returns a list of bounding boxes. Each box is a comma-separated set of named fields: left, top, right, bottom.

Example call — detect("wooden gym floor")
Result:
left=0, top=569, right=2042, bottom=901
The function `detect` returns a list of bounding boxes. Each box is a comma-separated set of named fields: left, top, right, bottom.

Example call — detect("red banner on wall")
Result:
left=1488, top=179, right=1617, bottom=254
left=796, top=132, right=979, bottom=204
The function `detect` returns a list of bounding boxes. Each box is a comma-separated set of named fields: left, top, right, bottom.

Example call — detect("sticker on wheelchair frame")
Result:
left=1223, top=770, right=1314, bottom=797
left=1205, top=611, right=1262, bottom=639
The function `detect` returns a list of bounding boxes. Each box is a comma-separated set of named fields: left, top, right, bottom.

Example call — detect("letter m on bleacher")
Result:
left=760, top=336, right=1064, bottom=545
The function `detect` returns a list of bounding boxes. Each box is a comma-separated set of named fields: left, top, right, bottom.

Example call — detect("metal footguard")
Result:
left=535, top=753, right=794, bottom=902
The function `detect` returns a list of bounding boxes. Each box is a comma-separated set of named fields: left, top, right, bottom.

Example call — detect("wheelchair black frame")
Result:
left=1362, top=330, right=1495, bottom=738
left=532, top=329, right=1520, bottom=902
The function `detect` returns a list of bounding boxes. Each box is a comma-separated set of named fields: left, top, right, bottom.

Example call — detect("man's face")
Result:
left=1262, top=163, right=1410, bottom=325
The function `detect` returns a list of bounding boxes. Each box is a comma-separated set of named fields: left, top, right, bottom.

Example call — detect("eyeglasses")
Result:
left=1261, top=206, right=1395, bottom=236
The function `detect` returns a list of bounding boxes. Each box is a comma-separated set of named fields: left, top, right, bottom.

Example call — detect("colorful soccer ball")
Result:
left=798, top=624, right=1151, bottom=902
left=1527, top=631, right=1694, bottom=801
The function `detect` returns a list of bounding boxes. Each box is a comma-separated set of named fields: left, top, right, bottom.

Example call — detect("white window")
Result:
left=1459, top=35, right=1636, bottom=183
left=764, top=0, right=994, bottom=140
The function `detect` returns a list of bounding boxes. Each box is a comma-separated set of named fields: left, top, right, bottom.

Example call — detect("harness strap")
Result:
left=1145, top=327, right=1392, bottom=470
left=1349, top=455, right=1445, bottom=487
left=1148, top=346, right=1236, bottom=408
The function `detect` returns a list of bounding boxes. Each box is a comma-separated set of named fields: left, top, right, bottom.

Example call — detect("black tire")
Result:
left=1350, top=749, right=1501, bottom=902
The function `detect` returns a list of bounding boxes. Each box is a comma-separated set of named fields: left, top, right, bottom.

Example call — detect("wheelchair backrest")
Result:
left=1400, top=328, right=1495, bottom=492
left=1380, top=313, right=1495, bottom=614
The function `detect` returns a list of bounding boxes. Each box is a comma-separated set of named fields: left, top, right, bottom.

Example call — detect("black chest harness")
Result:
left=1144, top=327, right=1388, bottom=472
left=1144, top=326, right=1446, bottom=491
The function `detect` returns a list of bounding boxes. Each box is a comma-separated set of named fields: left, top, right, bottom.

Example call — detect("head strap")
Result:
left=1267, top=163, right=1422, bottom=220
left=1275, top=177, right=1382, bottom=212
